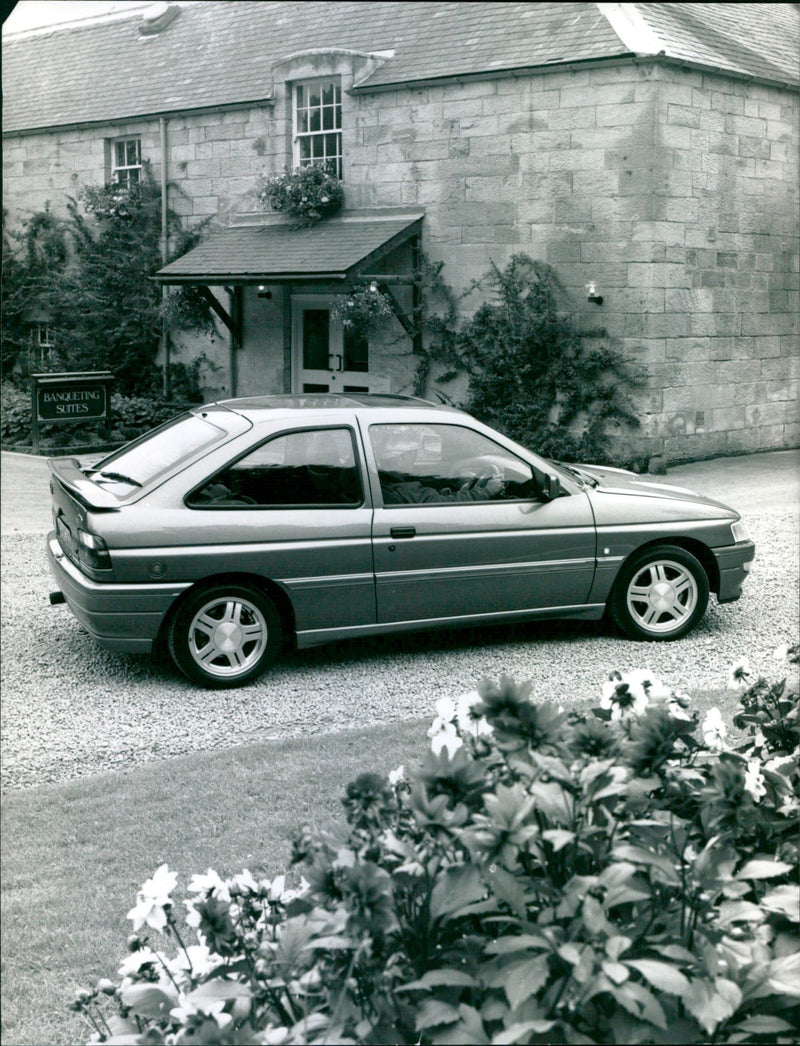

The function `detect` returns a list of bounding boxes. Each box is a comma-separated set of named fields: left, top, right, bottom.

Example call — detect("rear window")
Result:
left=88, top=412, right=234, bottom=491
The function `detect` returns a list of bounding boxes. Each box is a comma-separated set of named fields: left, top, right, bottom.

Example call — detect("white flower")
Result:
left=388, top=764, right=406, bottom=786
left=428, top=720, right=463, bottom=758
left=600, top=671, right=649, bottom=720
left=702, top=708, right=728, bottom=752
left=187, top=868, right=230, bottom=901
left=455, top=691, right=493, bottom=739
left=127, top=864, right=178, bottom=932
left=171, top=994, right=231, bottom=1027
left=728, top=658, right=751, bottom=688
left=118, top=947, right=160, bottom=979
left=743, top=759, right=767, bottom=803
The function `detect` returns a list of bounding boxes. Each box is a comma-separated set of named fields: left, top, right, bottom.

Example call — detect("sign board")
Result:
left=30, top=372, right=114, bottom=453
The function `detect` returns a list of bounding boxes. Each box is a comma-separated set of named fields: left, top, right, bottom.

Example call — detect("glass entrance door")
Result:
left=292, top=298, right=371, bottom=394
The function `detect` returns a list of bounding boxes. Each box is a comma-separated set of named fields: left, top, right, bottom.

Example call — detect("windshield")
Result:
left=86, top=410, right=238, bottom=490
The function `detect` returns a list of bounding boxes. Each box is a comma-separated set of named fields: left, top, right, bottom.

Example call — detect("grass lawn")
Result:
left=1, top=688, right=741, bottom=1046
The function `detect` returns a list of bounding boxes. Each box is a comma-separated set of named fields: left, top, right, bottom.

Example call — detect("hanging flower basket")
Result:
left=330, top=285, right=395, bottom=333
left=257, top=165, right=344, bottom=225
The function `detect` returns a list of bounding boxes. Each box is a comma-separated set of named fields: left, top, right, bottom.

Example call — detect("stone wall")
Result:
left=3, top=58, right=797, bottom=461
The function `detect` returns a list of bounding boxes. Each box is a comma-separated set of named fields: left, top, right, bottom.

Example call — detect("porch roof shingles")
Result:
left=154, top=211, right=424, bottom=283
left=4, top=3, right=797, bottom=135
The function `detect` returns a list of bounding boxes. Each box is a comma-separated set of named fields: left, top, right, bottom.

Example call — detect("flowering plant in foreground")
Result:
left=74, top=646, right=799, bottom=1044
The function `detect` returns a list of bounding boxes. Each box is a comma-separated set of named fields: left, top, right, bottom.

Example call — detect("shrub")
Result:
left=72, top=648, right=799, bottom=1045
left=257, top=165, right=344, bottom=225
left=0, top=380, right=190, bottom=449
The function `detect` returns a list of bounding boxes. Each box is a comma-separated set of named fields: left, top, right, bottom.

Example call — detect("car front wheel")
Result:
left=168, top=583, right=282, bottom=688
left=610, top=544, right=709, bottom=641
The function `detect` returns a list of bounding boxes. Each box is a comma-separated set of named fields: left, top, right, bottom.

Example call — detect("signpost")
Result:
left=30, top=371, right=114, bottom=453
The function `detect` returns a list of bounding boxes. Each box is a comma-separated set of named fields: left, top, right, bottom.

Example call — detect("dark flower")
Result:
left=193, top=896, right=239, bottom=957
left=342, top=772, right=398, bottom=832
left=623, top=705, right=695, bottom=775
left=473, top=676, right=565, bottom=752
left=416, top=746, right=488, bottom=810
left=568, top=715, right=619, bottom=760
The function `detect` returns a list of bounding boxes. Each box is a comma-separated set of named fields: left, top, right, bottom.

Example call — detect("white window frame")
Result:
left=111, top=137, right=142, bottom=185
left=30, top=323, right=55, bottom=364
left=293, top=79, right=342, bottom=178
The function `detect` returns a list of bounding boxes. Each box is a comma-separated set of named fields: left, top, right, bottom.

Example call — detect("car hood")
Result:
left=573, top=464, right=739, bottom=517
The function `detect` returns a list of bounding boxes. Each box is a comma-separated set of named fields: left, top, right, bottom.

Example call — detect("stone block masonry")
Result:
left=3, top=56, right=796, bottom=463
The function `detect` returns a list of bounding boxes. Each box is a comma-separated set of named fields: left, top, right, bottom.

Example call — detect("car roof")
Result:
left=212, top=393, right=464, bottom=418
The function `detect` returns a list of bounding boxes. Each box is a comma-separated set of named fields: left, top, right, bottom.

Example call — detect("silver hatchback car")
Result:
left=47, top=394, right=755, bottom=688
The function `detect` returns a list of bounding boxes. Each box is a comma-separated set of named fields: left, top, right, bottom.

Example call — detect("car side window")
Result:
left=187, top=427, right=362, bottom=508
left=369, top=423, right=538, bottom=506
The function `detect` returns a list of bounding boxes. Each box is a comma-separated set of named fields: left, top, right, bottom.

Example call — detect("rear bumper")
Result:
left=47, top=532, right=190, bottom=653
left=713, top=539, right=755, bottom=603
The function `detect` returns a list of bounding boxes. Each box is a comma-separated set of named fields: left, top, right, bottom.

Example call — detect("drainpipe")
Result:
left=160, top=116, right=170, bottom=398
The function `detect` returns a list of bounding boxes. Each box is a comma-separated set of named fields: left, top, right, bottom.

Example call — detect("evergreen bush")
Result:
left=71, top=649, right=800, bottom=1045
left=415, top=255, right=645, bottom=467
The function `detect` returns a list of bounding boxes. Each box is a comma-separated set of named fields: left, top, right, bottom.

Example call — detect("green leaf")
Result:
left=504, top=955, right=550, bottom=1009
left=119, top=983, right=177, bottom=1019
left=682, top=978, right=742, bottom=1036
left=612, top=981, right=667, bottom=1030
left=736, top=859, right=794, bottom=880
left=485, top=934, right=551, bottom=955
left=529, top=780, right=573, bottom=823
left=397, top=969, right=479, bottom=992
left=486, top=864, right=529, bottom=920
left=430, top=865, right=486, bottom=924
left=429, top=1003, right=489, bottom=1044
left=717, top=900, right=766, bottom=927
left=612, top=845, right=680, bottom=885
left=601, top=960, right=630, bottom=985
left=493, top=1019, right=556, bottom=1044
left=761, top=884, right=800, bottom=922
left=657, top=944, right=696, bottom=964
left=186, top=979, right=251, bottom=1006
left=541, top=829, right=575, bottom=852
left=625, top=960, right=690, bottom=995
left=766, top=951, right=800, bottom=996
left=416, top=999, right=461, bottom=1030
left=733, top=1015, right=796, bottom=1034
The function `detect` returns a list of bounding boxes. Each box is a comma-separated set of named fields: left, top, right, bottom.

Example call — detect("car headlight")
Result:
left=731, top=520, right=750, bottom=543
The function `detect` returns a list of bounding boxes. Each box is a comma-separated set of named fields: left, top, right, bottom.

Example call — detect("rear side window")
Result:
left=187, top=427, right=362, bottom=508
left=85, top=412, right=232, bottom=493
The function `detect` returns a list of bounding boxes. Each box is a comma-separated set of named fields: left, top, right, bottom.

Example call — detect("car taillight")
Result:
left=77, top=529, right=112, bottom=570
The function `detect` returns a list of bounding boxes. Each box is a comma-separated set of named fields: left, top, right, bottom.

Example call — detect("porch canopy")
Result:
left=153, top=209, right=425, bottom=286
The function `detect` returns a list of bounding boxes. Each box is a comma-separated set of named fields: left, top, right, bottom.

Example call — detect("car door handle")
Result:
left=390, top=526, right=416, bottom=539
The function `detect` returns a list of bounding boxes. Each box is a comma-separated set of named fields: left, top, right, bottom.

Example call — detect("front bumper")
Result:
left=47, top=532, right=190, bottom=653
left=713, top=538, right=756, bottom=603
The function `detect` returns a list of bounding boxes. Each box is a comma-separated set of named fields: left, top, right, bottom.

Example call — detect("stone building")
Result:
left=3, top=1, right=798, bottom=461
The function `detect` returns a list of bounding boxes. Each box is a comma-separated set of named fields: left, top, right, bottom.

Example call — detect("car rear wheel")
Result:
left=610, top=544, right=709, bottom=641
left=168, top=583, right=282, bottom=688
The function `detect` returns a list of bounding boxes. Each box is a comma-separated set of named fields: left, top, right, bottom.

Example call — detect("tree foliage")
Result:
left=418, top=254, right=645, bottom=464
left=2, top=167, right=212, bottom=396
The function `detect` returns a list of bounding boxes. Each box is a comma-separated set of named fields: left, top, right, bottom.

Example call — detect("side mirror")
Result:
left=541, top=473, right=561, bottom=501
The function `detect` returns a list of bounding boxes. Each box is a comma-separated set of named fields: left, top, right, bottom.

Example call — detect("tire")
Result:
left=609, top=544, right=709, bottom=641
left=168, top=583, right=282, bottom=688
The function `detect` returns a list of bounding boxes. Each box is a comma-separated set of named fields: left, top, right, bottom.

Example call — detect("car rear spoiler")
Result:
left=49, top=458, right=121, bottom=511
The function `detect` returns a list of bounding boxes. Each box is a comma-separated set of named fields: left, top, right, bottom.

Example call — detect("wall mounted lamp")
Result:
left=257, top=285, right=272, bottom=299
left=586, top=281, right=603, bottom=305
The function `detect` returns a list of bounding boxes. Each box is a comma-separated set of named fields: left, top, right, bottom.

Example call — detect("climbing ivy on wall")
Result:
left=413, top=253, right=644, bottom=464
left=1, top=167, right=212, bottom=396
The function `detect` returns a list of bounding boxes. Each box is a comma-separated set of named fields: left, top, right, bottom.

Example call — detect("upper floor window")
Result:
left=294, top=80, right=342, bottom=178
left=29, top=322, right=56, bottom=364
left=111, top=138, right=142, bottom=186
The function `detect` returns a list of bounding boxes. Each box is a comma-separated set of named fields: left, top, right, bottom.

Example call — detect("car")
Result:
left=47, top=393, right=755, bottom=689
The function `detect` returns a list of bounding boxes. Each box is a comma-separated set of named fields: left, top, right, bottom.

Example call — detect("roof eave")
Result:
left=350, top=52, right=800, bottom=95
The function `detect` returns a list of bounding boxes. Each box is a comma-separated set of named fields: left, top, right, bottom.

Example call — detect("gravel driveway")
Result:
left=2, top=451, right=798, bottom=791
